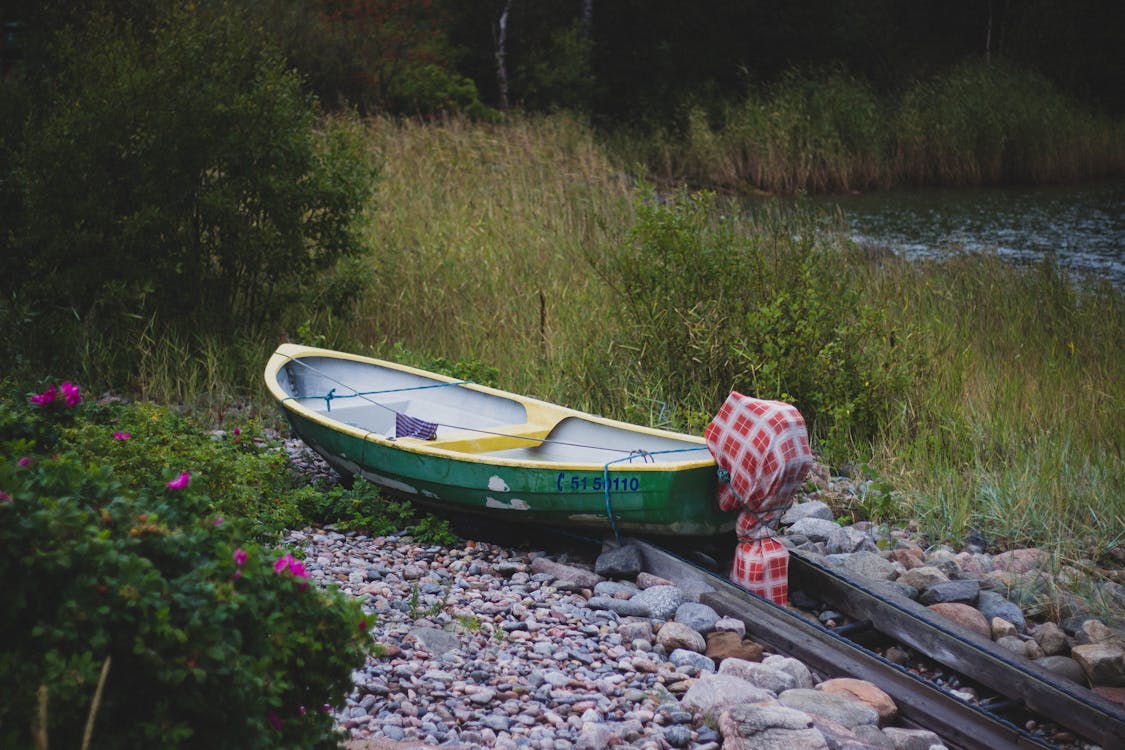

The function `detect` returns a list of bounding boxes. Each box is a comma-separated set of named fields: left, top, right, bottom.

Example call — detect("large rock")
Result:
left=669, top=648, right=717, bottom=673
left=714, top=616, right=746, bottom=637
left=778, top=688, right=880, bottom=730
left=657, top=621, right=707, bottom=653
left=922, top=548, right=964, bottom=579
left=635, top=571, right=672, bottom=589
left=918, top=579, right=980, bottom=606
left=705, top=630, right=763, bottom=663
left=926, top=602, right=991, bottom=639
left=718, top=657, right=798, bottom=695
left=630, top=585, right=684, bottom=620
left=887, top=548, right=924, bottom=570
left=675, top=602, right=720, bottom=634
left=1031, top=621, right=1070, bottom=656
left=841, top=551, right=899, bottom=581
left=811, top=717, right=892, bottom=749
left=991, top=617, right=1019, bottom=639
left=680, top=673, right=775, bottom=721
left=586, top=595, right=650, bottom=618
left=977, top=590, right=1027, bottom=633
left=953, top=551, right=993, bottom=578
left=991, top=547, right=1049, bottom=574
left=1034, top=655, right=1089, bottom=686
left=718, top=702, right=828, bottom=750
left=881, top=726, right=947, bottom=750
left=817, top=678, right=897, bottom=724
left=594, top=580, right=640, bottom=598
left=897, top=566, right=949, bottom=592
left=787, top=517, right=842, bottom=543
left=595, top=544, right=643, bottom=579
left=1071, top=642, right=1125, bottom=686
left=530, top=557, right=602, bottom=588
left=1075, top=618, right=1115, bottom=645
left=782, top=500, right=835, bottom=525
left=617, top=618, right=653, bottom=643
left=828, top=526, right=878, bottom=555
left=763, top=655, right=815, bottom=689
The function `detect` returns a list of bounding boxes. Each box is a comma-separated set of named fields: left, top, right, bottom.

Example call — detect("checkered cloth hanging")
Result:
left=705, top=392, right=813, bottom=605
left=395, top=412, right=438, bottom=440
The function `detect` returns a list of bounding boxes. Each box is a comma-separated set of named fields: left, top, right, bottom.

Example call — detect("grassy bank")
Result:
left=328, top=115, right=1123, bottom=570
left=612, top=61, right=1125, bottom=194
left=6, top=113, right=1123, bottom=577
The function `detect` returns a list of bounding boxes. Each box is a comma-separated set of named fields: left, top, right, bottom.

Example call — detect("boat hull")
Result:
left=267, top=345, right=736, bottom=537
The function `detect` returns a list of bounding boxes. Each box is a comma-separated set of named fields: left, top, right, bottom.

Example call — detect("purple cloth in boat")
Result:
left=395, top=413, right=438, bottom=440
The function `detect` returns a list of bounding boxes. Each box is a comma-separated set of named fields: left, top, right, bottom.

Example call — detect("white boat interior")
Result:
left=279, top=354, right=709, bottom=466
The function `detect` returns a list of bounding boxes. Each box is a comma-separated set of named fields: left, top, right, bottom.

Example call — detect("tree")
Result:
left=1, top=3, right=377, bottom=373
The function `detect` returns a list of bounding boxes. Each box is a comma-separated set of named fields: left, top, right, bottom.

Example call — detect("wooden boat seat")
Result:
left=419, top=423, right=555, bottom=454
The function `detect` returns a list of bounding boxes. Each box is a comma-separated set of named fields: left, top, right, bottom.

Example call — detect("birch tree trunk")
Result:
left=495, top=0, right=512, bottom=110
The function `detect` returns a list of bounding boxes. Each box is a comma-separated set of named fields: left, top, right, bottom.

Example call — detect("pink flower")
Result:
left=232, top=427, right=241, bottom=436
left=30, top=385, right=57, bottom=405
left=0, top=491, right=11, bottom=503
left=234, top=548, right=247, bottom=567
left=358, top=619, right=367, bottom=632
left=166, top=472, right=191, bottom=490
left=113, top=431, right=131, bottom=441
left=18, top=457, right=32, bottom=467
left=213, top=516, right=224, bottom=526
left=267, top=711, right=282, bottom=731
left=273, top=553, right=310, bottom=590
left=60, top=382, right=81, bottom=407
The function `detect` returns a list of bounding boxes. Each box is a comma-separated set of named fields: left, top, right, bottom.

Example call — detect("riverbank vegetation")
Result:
left=341, top=117, right=1125, bottom=570
left=4, top=4, right=1122, bottom=743
left=621, top=61, right=1125, bottom=193
left=12, top=113, right=1118, bottom=568
left=2, top=0, right=1122, bottom=645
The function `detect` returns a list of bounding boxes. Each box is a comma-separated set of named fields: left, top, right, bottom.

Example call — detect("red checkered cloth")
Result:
left=705, top=391, right=813, bottom=605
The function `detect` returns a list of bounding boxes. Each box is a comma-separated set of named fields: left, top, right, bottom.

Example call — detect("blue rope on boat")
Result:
left=287, top=380, right=471, bottom=413
left=601, top=446, right=711, bottom=545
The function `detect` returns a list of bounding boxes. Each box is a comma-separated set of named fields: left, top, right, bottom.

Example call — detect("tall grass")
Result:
left=325, top=114, right=637, bottom=406
left=622, top=61, right=1125, bottom=193
left=320, top=114, right=1123, bottom=572
left=10, top=111, right=1119, bottom=583
left=861, top=252, right=1125, bottom=558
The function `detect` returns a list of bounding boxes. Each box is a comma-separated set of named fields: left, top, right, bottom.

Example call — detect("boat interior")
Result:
left=282, top=356, right=709, bottom=465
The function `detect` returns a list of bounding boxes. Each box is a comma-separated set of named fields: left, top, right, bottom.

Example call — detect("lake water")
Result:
left=806, top=178, right=1125, bottom=287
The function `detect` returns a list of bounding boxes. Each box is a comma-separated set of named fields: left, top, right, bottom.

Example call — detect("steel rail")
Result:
left=632, top=539, right=1125, bottom=750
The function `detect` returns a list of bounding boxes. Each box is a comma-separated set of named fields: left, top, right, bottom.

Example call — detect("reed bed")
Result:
left=623, top=62, right=1125, bottom=193
left=12, top=111, right=1119, bottom=574
left=327, top=114, right=1123, bottom=568
left=331, top=114, right=637, bottom=404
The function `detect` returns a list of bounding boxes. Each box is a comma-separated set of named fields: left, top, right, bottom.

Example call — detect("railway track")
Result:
left=633, top=538, right=1125, bottom=750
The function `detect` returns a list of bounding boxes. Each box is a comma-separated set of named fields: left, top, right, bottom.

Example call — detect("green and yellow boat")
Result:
left=265, top=344, right=735, bottom=537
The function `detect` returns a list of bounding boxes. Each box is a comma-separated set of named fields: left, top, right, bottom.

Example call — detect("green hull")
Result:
left=266, top=344, right=737, bottom=537
left=285, top=408, right=732, bottom=536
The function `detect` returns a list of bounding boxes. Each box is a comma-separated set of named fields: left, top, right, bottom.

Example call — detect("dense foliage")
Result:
left=0, top=377, right=466, bottom=746
left=0, top=3, right=378, bottom=381
left=0, top=385, right=376, bottom=748
left=596, top=190, right=917, bottom=459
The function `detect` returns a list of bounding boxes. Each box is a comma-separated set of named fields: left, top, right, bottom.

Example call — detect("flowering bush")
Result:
left=0, top=389, right=372, bottom=749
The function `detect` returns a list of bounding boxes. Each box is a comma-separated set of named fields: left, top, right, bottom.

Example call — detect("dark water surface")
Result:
left=806, top=179, right=1125, bottom=286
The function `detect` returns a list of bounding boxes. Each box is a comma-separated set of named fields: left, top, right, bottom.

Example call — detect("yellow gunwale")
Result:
left=265, top=344, right=715, bottom=473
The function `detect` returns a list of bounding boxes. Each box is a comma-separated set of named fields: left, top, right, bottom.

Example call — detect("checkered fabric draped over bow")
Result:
left=704, top=392, right=812, bottom=606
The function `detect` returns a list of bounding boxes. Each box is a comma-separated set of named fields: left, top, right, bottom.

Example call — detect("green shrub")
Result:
left=599, top=190, right=917, bottom=459
left=0, top=393, right=371, bottom=749
left=60, top=400, right=305, bottom=543
left=893, top=60, right=1125, bottom=185
left=1, top=4, right=378, bottom=380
